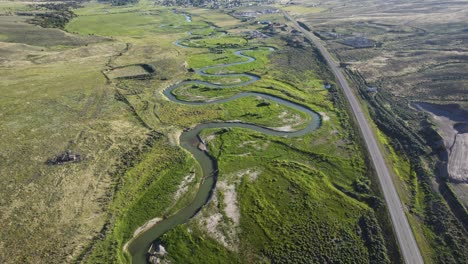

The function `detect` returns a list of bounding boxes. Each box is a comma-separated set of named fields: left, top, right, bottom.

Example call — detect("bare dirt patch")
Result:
left=227, top=168, right=263, bottom=183
left=167, top=128, right=182, bottom=146
left=319, top=112, right=330, bottom=121
left=133, top=217, right=163, bottom=238
left=447, top=134, right=468, bottom=182
left=239, top=140, right=270, bottom=150
left=196, top=194, right=231, bottom=249
left=416, top=103, right=468, bottom=183
left=271, top=110, right=306, bottom=131
left=174, top=173, right=195, bottom=201
left=217, top=181, right=240, bottom=226
left=195, top=168, right=262, bottom=250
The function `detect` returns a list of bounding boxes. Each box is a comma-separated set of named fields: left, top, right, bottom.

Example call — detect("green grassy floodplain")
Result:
left=92, top=4, right=389, bottom=264
left=1, top=1, right=393, bottom=263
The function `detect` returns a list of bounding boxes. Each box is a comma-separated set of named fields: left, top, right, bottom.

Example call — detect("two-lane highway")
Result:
left=283, top=11, right=424, bottom=264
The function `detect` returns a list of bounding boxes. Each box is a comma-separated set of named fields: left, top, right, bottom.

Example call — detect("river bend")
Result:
left=128, top=39, right=321, bottom=264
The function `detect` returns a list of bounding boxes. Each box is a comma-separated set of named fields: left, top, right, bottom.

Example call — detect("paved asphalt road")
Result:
left=283, top=12, right=424, bottom=264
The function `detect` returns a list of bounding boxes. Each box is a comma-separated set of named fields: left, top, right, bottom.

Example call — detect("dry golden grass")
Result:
left=185, top=8, right=241, bottom=28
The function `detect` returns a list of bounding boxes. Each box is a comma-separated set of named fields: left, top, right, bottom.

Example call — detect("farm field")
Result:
left=1, top=0, right=465, bottom=264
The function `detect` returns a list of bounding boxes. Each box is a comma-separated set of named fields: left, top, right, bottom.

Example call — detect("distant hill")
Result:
left=97, top=0, right=277, bottom=8
left=157, top=0, right=276, bottom=8
left=98, top=0, right=139, bottom=6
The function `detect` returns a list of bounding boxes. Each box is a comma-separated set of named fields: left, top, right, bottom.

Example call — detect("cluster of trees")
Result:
left=358, top=214, right=391, bottom=263
left=26, top=2, right=88, bottom=28
left=98, top=0, right=139, bottom=6
left=29, top=10, right=76, bottom=28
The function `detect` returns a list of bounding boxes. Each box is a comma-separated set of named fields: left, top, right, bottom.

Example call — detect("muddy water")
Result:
left=128, top=42, right=321, bottom=264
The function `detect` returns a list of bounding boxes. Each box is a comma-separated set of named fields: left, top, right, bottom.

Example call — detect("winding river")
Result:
left=127, top=39, right=321, bottom=264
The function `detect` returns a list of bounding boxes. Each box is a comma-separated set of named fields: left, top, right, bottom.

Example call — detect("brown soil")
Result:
left=416, top=103, right=468, bottom=183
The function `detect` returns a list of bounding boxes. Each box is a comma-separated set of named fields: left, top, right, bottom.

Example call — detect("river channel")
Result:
left=127, top=39, right=321, bottom=264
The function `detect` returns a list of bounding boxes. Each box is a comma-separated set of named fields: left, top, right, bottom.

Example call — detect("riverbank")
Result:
left=123, top=217, right=163, bottom=253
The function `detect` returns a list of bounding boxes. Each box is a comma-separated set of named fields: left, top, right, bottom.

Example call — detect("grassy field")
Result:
left=1, top=1, right=397, bottom=263
left=0, top=16, right=150, bottom=264
left=0, top=1, right=197, bottom=263
left=185, top=8, right=241, bottom=28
